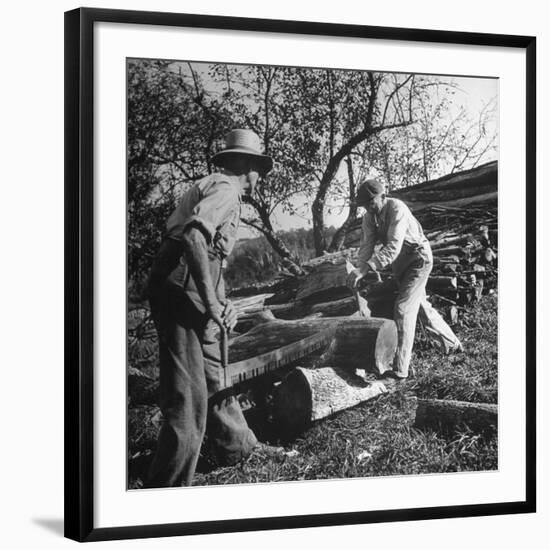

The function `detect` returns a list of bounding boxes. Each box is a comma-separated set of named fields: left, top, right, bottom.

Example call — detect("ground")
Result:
left=128, top=293, right=498, bottom=488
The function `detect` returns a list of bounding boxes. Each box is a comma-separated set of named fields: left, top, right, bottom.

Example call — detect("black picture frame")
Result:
left=65, top=7, right=536, bottom=542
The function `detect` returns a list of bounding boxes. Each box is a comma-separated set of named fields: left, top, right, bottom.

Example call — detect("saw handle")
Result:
left=220, top=327, right=229, bottom=388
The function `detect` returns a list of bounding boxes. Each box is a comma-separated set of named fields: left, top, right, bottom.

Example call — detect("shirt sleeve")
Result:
left=183, top=180, right=240, bottom=244
left=357, top=213, right=377, bottom=274
left=368, top=201, right=408, bottom=270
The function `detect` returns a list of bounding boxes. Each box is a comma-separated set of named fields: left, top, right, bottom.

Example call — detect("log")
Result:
left=426, top=276, right=457, bottom=292
left=234, top=309, right=276, bottom=334
left=301, top=248, right=358, bottom=270
left=295, top=262, right=352, bottom=303
left=266, top=301, right=305, bottom=319
left=310, top=296, right=358, bottom=317
left=433, top=255, right=461, bottom=264
left=296, top=261, right=380, bottom=304
left=432, top=245, right=472, bottom=257
left=272, top=366, right=388, bottom=437
left=232, top=293, right=275, bottom=314
left=227, top=317, right=398, bottom=385
left=365, top=276, right=457, bottom=299
left=414, top=398, right=497, bottom=436
left=395, top=162, right=497, bottom=199
left=441, top=263, right=459, bottom=274
left=431, top=234, right=475, bottom=250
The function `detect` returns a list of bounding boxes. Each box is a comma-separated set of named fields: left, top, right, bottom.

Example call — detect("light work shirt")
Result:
left=165, top=171, right=242, bottom=259
left=357, top=197, right=428, bottom=273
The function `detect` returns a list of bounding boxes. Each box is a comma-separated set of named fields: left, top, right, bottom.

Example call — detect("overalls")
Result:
left=145, top=238, right=257, bottom=487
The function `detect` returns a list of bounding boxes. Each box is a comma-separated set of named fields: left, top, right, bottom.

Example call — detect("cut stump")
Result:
left=272, top=366, right=388, bottom=437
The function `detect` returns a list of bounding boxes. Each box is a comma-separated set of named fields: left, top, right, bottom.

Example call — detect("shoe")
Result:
left=379, top=370, right=407, bottom=388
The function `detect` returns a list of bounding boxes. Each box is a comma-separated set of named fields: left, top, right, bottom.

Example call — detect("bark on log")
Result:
left=310, top=296, right=358, bottom=317
left=295, top=262, right=352, bottom=303
left=232, top=293, right=275, bottom=314
left=301, top=248, right=358, bottom=270
left=272, top=366, right=388, bottom=437
left=432, top=246, right=472, bottom=257
left=431, top=234, right=475, bottom=250
left=234, top=309, right=276, bottom=334
left=296, top=262, right=380, bottom=304
left=414, top=398, right=497, bottom=436
left=266, top=301, right=306, bottom=319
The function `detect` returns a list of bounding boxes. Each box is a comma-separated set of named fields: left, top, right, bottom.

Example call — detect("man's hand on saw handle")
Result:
left=347, top=265, right=383, bottom=290
left=207, top=300, right=238, bottom=333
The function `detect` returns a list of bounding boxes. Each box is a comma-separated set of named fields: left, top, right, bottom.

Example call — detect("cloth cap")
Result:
left=211, top=129, right=273, bottom=175
left=357, top=179, right=386, bottom=203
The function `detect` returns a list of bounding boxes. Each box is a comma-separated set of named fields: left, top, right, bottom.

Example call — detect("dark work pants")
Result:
left=145, top=240, right=257, bottom=488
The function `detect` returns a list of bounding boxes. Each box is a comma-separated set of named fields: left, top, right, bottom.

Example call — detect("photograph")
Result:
left=126, top=58, right=499, bottom=490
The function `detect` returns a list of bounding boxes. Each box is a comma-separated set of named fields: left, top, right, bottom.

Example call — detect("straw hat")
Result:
left=211, top=129, right=273, bottom=175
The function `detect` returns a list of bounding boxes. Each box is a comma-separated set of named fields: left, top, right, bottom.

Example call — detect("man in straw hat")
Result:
left=145, top=129, right=275, bottom=487
left=347, top=179, right=462, bottom=386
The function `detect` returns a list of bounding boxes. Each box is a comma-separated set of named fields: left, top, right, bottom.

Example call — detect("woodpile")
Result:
left=231, top=162, right=498, bottom=327
left=126, top=162, right=498, bottom=487
left=222, top=162, right=498, bottom=437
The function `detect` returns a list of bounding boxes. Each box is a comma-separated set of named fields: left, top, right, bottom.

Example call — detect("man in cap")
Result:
left=347, top=179, right=462, bottom=384
left=145, top=129, right=273, bottom=487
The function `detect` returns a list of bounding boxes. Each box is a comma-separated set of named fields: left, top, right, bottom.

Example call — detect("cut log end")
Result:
left=272, top=366, right=388, bottom=439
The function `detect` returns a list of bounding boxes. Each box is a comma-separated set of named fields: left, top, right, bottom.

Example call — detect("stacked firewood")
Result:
left=343, top=201, right=498, bottom=322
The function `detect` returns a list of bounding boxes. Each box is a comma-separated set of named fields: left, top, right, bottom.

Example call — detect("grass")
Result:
left=128, top=293, right=498, bottom=488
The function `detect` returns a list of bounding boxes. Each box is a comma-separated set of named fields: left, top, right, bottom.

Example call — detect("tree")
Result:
left=366, top=90, right=497, bottom=191
left=128, top=59, right=498, bottom=288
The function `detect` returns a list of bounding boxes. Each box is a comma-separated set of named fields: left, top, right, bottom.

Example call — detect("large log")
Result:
left=296, top=261, right=380, bottom=304
left=272, top=366, right=388, bottom=437
left=226, top=317, right=398, bottom=386
left=234, top=309, right=276, bottom=334
left=413, top=398, right=497, bottom=436
left=295, top=262, right=351, bottom=303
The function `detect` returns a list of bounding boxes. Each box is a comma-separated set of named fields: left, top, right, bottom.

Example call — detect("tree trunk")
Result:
left=272, top=366, right=388, bottom=437
left=260, top=226, right=304, bottom=275
left=413, top=398, right=497, bottom=436
left=327, top=155, right=358, bottom=253
left=243, top=195, right=305, bottom=275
